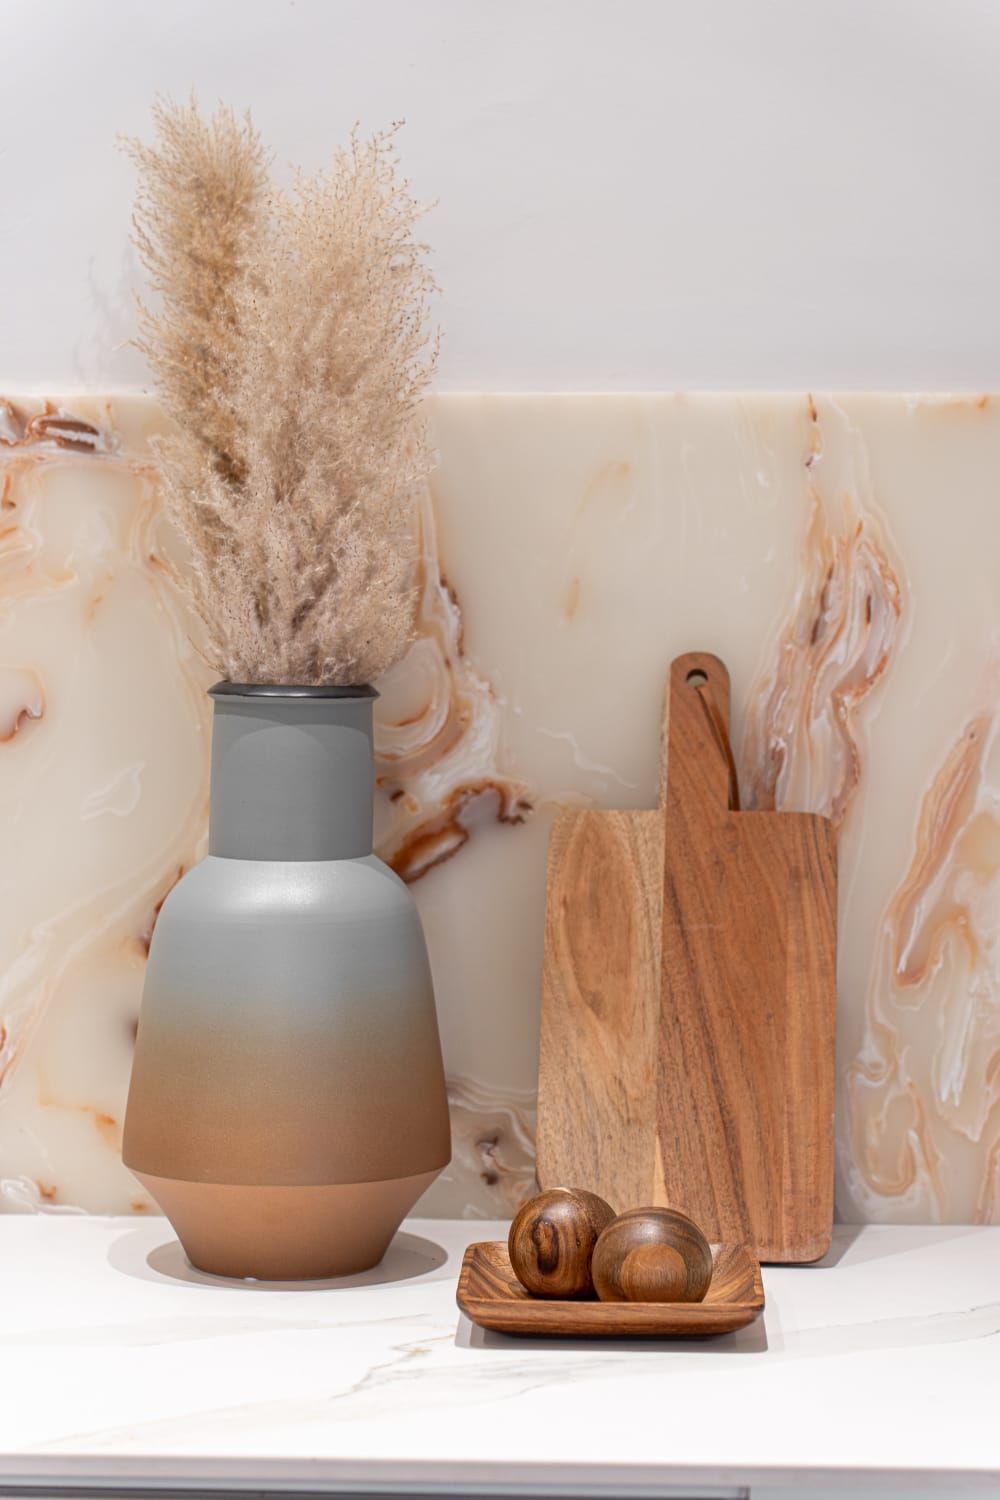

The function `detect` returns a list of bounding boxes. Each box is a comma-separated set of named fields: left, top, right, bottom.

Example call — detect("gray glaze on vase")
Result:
left=123, top=685, right=452, bottom=1280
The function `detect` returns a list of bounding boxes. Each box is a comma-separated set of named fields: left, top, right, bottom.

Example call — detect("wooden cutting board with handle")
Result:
left=536, top=651, right=837, bottom=1262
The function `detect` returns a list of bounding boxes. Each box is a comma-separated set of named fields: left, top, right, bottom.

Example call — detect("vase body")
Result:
left=123, top=684, right=451, bottom=1280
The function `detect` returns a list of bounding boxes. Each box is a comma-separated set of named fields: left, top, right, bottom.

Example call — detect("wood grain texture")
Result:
left=456, top=1239, right=764, bottom=1338
left=507, top=1187, right=615, bottom=1298
left=591, top=1206, right=713, bottom=1303
left=537, top=651, right=837, bottom=1263
left=536, top=809, right=664, bottom=1208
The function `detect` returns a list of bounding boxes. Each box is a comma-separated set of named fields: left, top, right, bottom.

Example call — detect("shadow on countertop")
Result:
left=456, top=1310, right=768, bottom=1355
left=106, top=1223, right=449, bottom=1293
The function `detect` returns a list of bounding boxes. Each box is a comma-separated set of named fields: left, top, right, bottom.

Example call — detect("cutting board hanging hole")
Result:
left=661, top=652, right=739, bottom=819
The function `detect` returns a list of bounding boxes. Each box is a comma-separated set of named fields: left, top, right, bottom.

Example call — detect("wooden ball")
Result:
left=508, top=1187, right=616, bottom=1299
left=592, top=1207, right=713, bottom=1304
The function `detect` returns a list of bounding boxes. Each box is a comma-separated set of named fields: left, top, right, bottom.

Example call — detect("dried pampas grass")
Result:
left=128, top=100, right=437, bottom=685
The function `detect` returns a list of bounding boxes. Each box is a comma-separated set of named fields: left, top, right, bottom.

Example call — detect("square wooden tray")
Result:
left=456, top=1240, right=764, bottom=1338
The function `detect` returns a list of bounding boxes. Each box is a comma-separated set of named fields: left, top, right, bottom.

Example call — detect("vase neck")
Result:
left=207, top=686, right=376, bottom=862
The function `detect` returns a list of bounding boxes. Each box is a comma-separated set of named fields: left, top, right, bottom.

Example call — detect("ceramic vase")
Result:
left=123, top=683, right=452, bottom=1280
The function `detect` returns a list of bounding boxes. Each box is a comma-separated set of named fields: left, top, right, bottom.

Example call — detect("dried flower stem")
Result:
left=128, top=101, right=437, bottom=685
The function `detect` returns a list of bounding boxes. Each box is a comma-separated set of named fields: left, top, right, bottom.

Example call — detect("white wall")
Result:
left=3, top=0, right=1000, bottom=391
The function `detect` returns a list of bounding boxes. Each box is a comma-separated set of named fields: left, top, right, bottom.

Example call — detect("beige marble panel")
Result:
left=0, top=392, right=996, bottom=1222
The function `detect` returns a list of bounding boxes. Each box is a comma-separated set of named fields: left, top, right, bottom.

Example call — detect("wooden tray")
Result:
left=456, top=1240, right=764, bottom=1338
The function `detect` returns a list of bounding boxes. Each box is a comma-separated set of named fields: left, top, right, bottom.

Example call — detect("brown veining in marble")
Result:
left=0, top=1176, right=85, bottom=1213
left=389, top=781, right=531, bottom=884
left=889, top=716, right=995, bottom=988
left=734, top=397, right=997, bottom=1222
left=562, top=576, right=582, bottom=622
left=137, top=865, right=187, bottom=956
left=90, top=1109, right=120, bottom=1145
left=441, top=1074, right=537, bottom=1215
left=0, top=399, right=28, bottom=446
left=740, top=397, right=903, bottom=830
left=0, top=1030, right=21, bottom=1091
left=374, top=485, right=532, bottom=882
left=0, top=397, right=212, bottom=1137
left=0, top=669, right=44, bottom=742
left=1, top=390, right=995, bottom=1228
left=977, top=1135, right=1000, bottom=1222
left=0, top=399, right=116, bottom=455
left=846, top=707, right=1000, bottom=1219
left=36, top=1093, right=123, bottom=1148
left=0, top=396, right=530, bottom=1222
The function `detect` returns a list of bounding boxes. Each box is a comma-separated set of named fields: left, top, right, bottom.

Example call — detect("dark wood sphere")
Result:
left=592, top=1207, right=713, bottom=1303
left=508, top=1187, right=617, bottom=1299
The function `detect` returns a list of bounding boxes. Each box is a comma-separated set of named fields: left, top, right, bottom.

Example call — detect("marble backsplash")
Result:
left=0, top=392, right=996, bottom=1224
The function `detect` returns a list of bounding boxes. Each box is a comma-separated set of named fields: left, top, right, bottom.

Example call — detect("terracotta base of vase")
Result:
left=134, top=1168, right=441, bottom=1280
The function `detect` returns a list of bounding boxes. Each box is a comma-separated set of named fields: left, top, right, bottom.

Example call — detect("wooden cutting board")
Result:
left=536, top=651, right=837, bottom=1262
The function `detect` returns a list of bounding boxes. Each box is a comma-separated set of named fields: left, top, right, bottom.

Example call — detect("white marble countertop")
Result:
left=0, top=1217, right=998, bottom=1498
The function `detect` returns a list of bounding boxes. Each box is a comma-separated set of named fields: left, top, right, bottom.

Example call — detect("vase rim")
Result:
left=209, top=681, right=378, bottom=701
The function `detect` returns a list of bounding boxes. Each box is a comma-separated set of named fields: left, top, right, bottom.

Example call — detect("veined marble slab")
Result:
left=0, top=393, right=996, bottom=1223
left=1, top=1218, right=999, bottom=1491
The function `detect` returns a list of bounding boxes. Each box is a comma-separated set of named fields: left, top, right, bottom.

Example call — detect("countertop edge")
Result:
left=0, top=1455, right=998, bottom=1496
